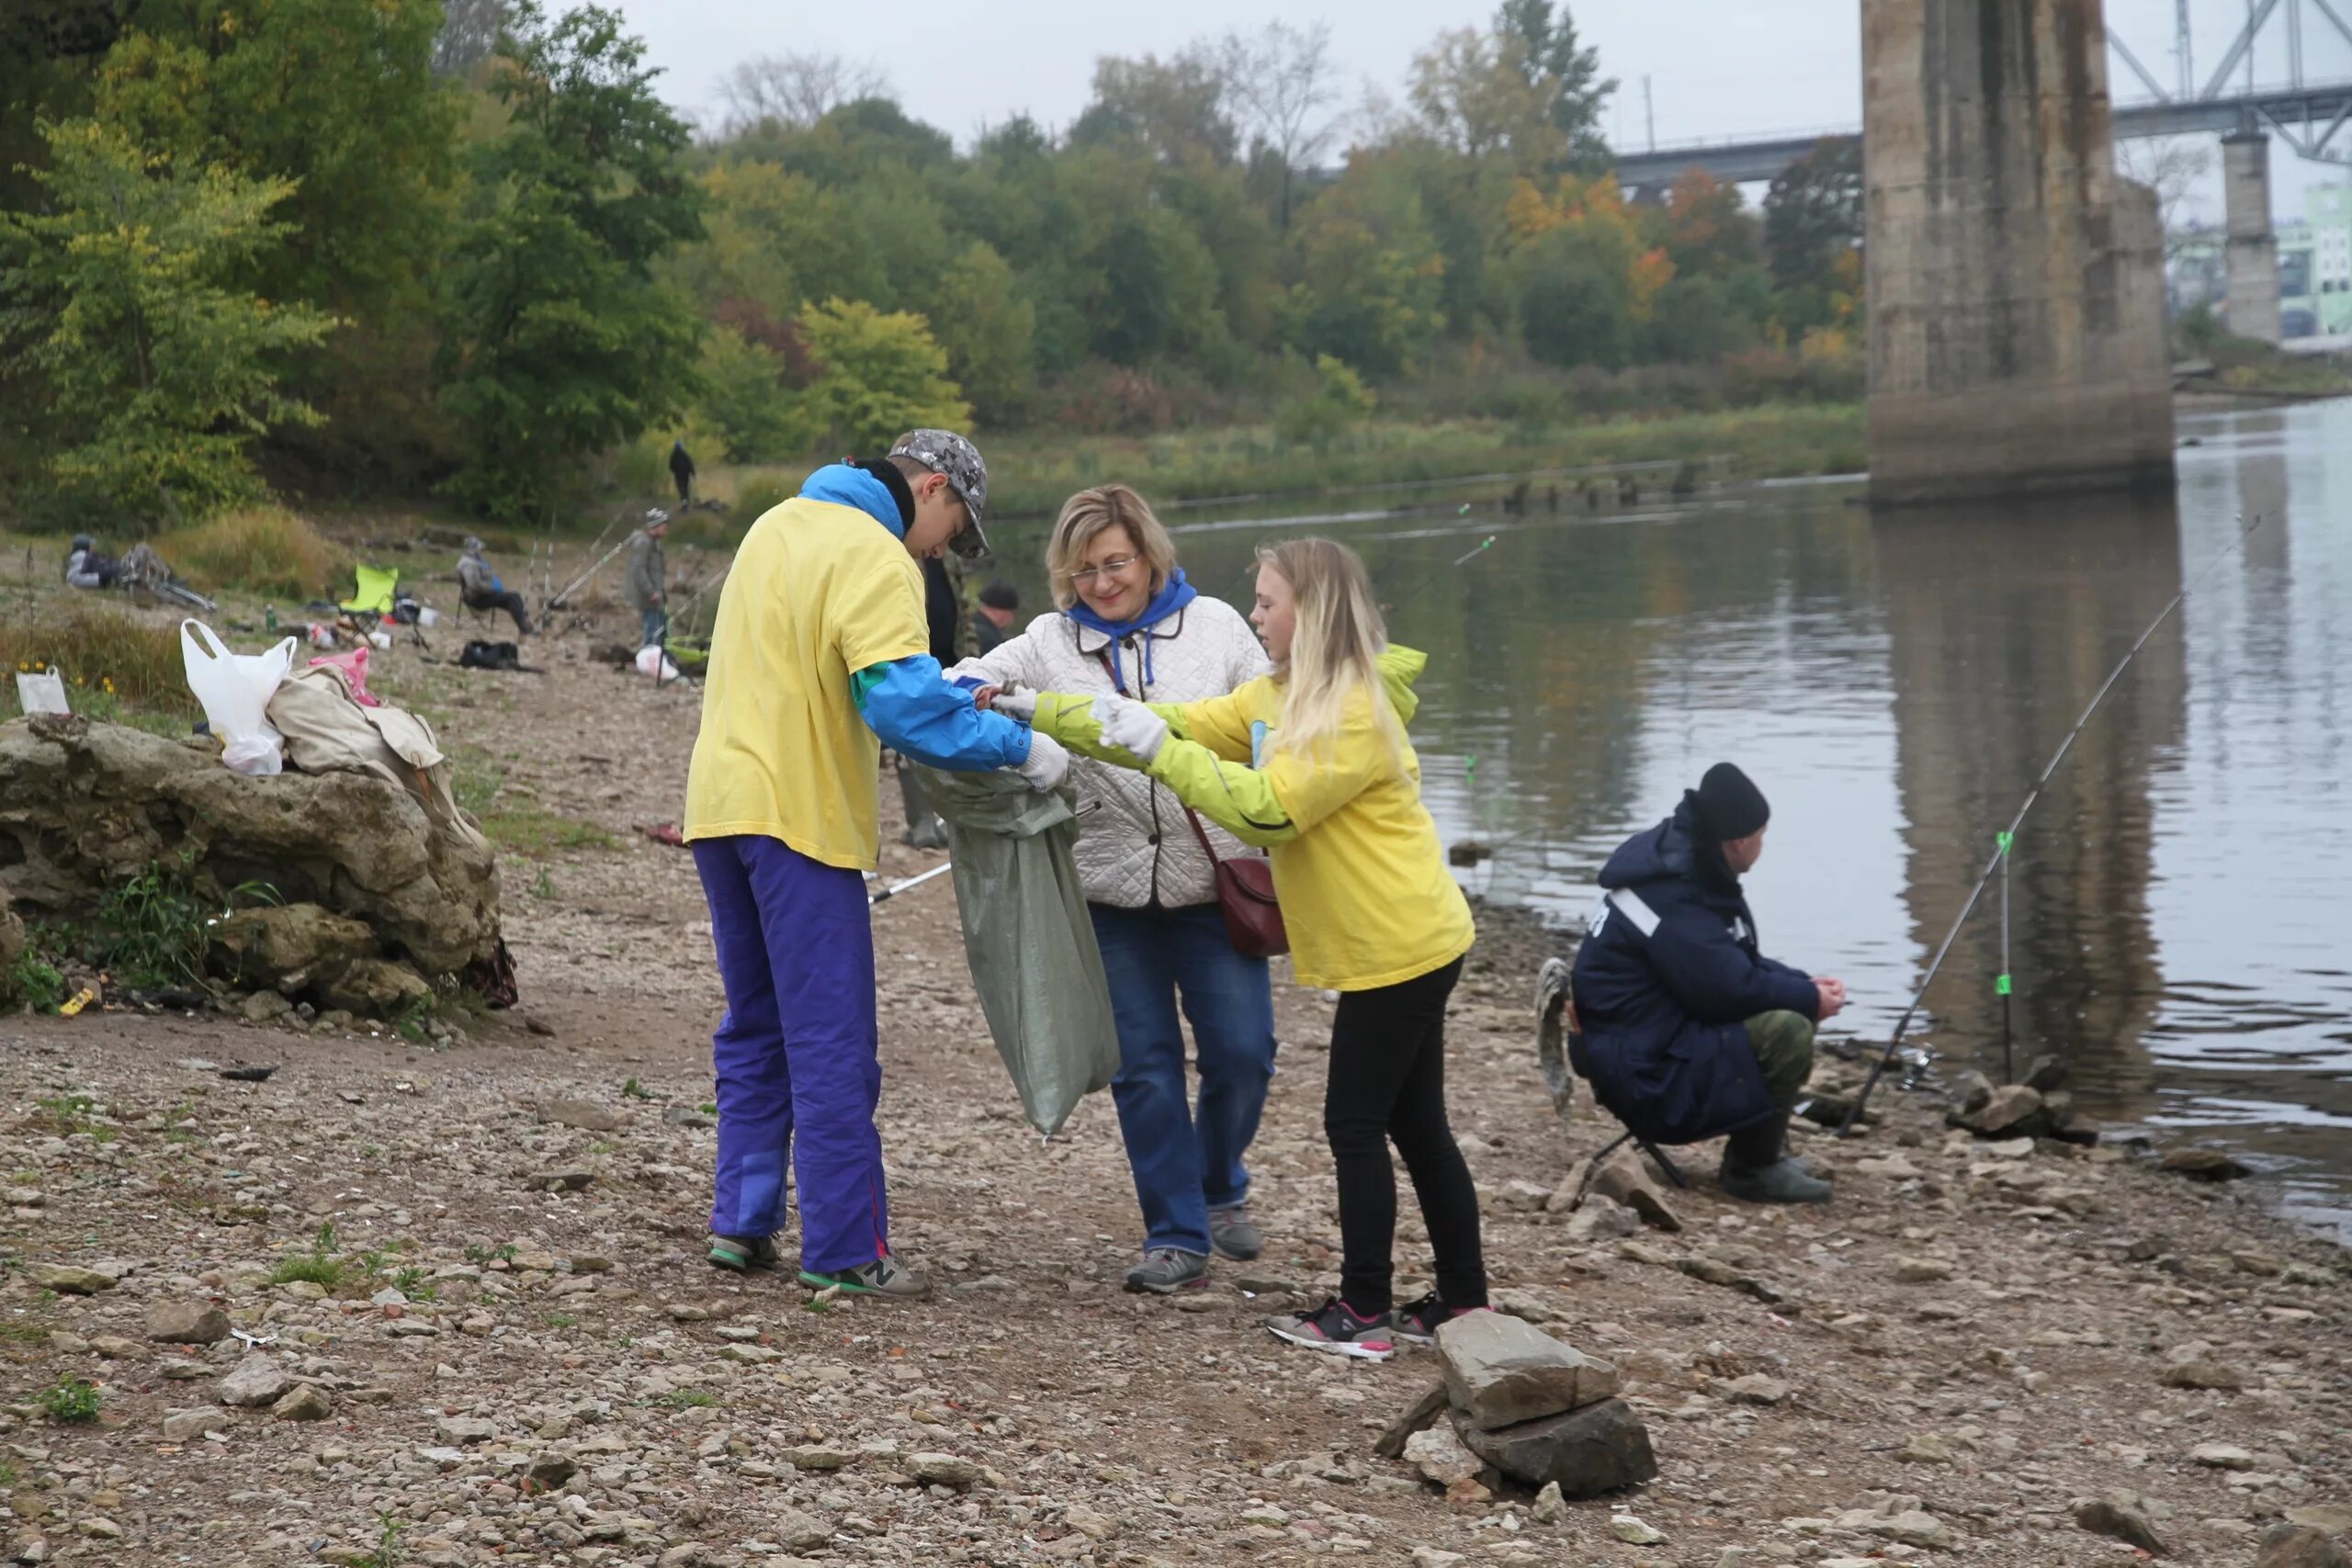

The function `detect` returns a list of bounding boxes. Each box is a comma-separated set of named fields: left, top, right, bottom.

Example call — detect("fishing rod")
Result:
left=868, top=861, right=953, bottom=906
left=1838, top=511, right=2268, bottom=1135
left=1385, top=532, right=1500, bottom=613
left=548, top=509, right=665, bottom=610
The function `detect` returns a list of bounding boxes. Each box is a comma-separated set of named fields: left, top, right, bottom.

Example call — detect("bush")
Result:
left=0, top=602, right=196, bottom=715
left=153, top=506, right=351, bottom=599
left=2, top=950, right=68, bottom=1012
left=731, top=473, right=790, bottom=523
left=40, top=1380, right=100, bottom=1423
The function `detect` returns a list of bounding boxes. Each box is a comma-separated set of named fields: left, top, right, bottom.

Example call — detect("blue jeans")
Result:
left=1090, top=901, right=1276, bottom=1257
left=640, top=607, right=669, bottom=648
left=694, top=836, right=890, bottom=1273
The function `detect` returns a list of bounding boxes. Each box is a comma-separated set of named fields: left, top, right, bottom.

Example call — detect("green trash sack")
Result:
left=915, top=764, right=1118, bottom=1136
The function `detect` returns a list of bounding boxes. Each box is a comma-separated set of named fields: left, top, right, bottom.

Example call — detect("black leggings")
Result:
left=1324, top=955, right=1485, bottom=1316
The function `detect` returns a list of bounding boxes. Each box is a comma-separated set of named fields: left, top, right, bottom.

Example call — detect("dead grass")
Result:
left=153, top=505, right=351, bottom=600
left=0, top=601, right=197, bottom=715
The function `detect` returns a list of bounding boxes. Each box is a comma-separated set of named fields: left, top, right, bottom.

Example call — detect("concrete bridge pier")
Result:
left=1863, top=0, right=2176, bottom=506
left=2222, top=129, right=2283, bottom=344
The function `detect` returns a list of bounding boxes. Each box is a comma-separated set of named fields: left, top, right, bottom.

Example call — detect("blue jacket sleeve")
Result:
left=853, top=655, right=1035, bottom=772
left=1646, top=908, right=1820, bottom=1025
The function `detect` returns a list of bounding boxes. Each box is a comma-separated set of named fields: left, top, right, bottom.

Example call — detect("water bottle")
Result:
left=265, top=604, right=277, bottom=635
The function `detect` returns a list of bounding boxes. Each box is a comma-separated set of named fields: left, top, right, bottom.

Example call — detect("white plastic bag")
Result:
left=633, top=645, right=682, bottom=681
left=14, top=671, right=70, bottom=716
left=181, top=620, right=297, bottom=775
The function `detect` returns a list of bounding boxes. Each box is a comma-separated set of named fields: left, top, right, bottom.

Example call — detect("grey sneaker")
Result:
left=1124, top=1247, right=1209, bottom=1294
left=799, top=1256, right=932, bottom=1299
left=1207, top=1205, right=1261, bottom=1262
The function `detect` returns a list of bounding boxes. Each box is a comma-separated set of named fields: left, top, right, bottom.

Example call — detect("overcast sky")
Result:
left=608, top=0, right=2352, bottom=224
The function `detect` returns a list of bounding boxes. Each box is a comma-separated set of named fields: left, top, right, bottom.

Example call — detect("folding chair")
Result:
left=340, top=564, right=399, bottom=617
left=1535, top=957, right=1690, bottom=1189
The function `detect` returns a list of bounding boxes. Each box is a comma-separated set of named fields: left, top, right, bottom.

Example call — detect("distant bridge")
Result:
left=1614, top=79, right=2352, bottom=186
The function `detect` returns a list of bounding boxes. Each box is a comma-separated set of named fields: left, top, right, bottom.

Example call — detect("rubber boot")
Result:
left=1719, top=1113, right=1833, bottom=1204
left=896, top=758, right=949, bottom=850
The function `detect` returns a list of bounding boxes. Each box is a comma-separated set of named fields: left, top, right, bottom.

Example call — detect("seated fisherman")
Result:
left=457, top=536, right=532, bottom=637
left=1570, top=762, right=1847, bottom=1204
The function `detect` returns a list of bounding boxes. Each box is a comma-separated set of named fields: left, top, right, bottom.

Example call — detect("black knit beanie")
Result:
left=1693, top=761, right=1770, bottom=841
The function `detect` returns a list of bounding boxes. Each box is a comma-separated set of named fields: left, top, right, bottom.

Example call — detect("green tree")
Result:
left=1283, top=156, right=1448, bottom=376
left=436, top=4, right=705, bottom=520
left=1408, top=27, right=1565, bottom=174
left=0, top=118, right=336, bottom=522
left=798, top=298, right=970, bottom=451
left=926, top=243, right=1036, bottom=425
left=694, top=325, right=817, bottom=462
left=1513, top=222, right=1633, bottom=369
left=1275, top=354, right=1376, bottom=448
left=1763, top=138, right=1862, bottom=291
left=1071, top=51, right=1238, bottom=167
left=1492, top=1, right=1614, bottom=171
left=94, top=0, right=458, bottom=322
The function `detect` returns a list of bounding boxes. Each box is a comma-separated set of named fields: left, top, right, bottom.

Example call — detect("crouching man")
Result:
left=1570, top=762, right=1847, bottom=1204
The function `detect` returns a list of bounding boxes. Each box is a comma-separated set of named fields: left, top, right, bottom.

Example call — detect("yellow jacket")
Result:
left=1035, top=647, right=1475, bottom=991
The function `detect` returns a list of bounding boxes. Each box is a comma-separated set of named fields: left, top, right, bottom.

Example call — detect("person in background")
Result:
left=457, top=536, right=531, bottom=637
left=995, top=537, right=1484, bottom=1355
left=670, top=439, right=696, bottom=505
left=953, top=485, right=1274, bottom=1295
left=971, top=581, right=1021, bottom=653
left=626, top=508, right=671, bottom=649
left=63, top=535, right=117, bottom=590
left=684, top=428, right=1069, bottom=1300
left=1568, top=762, right=1844, bottom=1205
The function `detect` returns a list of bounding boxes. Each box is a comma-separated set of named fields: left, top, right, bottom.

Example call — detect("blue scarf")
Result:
left=800, top=463, right=904, bottom=537
left=1064, top=569, right=1198, bottom=693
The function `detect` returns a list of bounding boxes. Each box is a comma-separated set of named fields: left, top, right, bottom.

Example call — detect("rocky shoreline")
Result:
left=1, top=641, right=2346, bottom=1568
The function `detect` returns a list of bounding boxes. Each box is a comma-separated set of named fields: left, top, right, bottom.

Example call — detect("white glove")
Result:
left=1015, top=729, right=1070, bottom=792
left=989, top=686, right=1038, bottom=720
left=1092, top=694, right=1169, bottom=762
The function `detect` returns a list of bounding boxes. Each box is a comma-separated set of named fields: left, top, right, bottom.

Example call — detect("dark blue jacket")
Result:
left=1569, top=797, right=1819, bottom=1145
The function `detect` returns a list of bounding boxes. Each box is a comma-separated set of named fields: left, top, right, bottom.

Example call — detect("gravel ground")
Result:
left=2, top=628, right=2346, bottom=1568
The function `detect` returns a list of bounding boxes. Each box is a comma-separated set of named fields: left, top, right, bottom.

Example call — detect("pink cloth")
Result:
left=307, top=647, right=380, bottom=706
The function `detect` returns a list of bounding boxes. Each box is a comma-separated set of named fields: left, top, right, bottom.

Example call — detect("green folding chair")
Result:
left=341, top=565, right=399, bottom=616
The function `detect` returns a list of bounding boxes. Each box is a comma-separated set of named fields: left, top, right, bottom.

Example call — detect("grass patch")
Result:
left=269, top=1221, right=347, bottom=1287
left=0, top=600, right=198, bottom=716
left=723, top=402, right=1868, bottom=525
left=477, top=804, right=619, bottom=857
left=40, top=1379, right=100, bottom=1423
left=153, top=505, right=353, bottom=600
left=663, top=1388, right=719, bottom=1409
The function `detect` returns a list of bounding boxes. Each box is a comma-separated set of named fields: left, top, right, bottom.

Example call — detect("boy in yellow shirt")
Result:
left=684, top=431, right=1069, bottom=1297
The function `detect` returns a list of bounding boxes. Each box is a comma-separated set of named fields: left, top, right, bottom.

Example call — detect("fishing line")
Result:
left=1838, top=511, right=2269, bottom=1135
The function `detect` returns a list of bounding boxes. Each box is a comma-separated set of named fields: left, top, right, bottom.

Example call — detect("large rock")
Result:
left=1402, top=1425, right=1484, bottom=1486
left=146, top=1303, right=230, bottom=1345
left=1587, top=1146, right=1682, bottom=1233
left=2257, top=1524, right=2352, bottom=1568
left=22, top=1263, right=114, bottom=1295
left=209, top=904, right=377, bottom=991
left=0, top=884, right=22, bottom=971
left=2074, top=1496, right=2166, bottom=1556
left=1952, top=1084, right=2047, bottom=1137
left=1453, top=1398, right=1657, bottom=1496
left=0, top=716, right=497, bottom=981
left=1437, top=1312, right=1619, bottom=1430
left=319, top=957, right=434, bottom=1016
left=218, top=1353, right=291, bottom=1407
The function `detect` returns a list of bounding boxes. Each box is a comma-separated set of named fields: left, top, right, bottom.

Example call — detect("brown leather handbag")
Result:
left=1183, top=807, right=1288, bottom=958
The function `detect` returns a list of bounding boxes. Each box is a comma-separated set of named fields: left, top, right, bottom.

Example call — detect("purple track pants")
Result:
left=693, top=835, right=890, bottom=1272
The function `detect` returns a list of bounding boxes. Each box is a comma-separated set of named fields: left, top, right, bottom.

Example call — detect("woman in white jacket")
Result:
left=952, top=484, right=1274, bottom=1294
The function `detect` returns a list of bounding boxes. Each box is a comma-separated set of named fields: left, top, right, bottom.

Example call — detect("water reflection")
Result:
left=984, top=400, right=2352, bottom=1237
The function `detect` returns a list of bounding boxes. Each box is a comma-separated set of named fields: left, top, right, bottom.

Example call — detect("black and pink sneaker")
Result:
left=1394, top=1293, right=1491, bottom=1345
left=1265, top=1297, right=1396, bottom=1360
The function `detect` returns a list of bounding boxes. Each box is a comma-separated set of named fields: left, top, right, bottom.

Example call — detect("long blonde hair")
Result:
left=1046, top=484, right=1177, bottom=611
left=1261, top=537, right=1406, bottom=771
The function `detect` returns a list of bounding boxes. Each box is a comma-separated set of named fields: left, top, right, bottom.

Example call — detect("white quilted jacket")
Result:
left=949, top=596, right=1271, bottom=909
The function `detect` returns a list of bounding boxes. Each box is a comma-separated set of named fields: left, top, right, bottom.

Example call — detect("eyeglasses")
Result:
left=1061, top=555, right=1140, bottom=587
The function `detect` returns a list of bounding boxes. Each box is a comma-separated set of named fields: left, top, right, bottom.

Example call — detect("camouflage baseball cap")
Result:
left=888, top=429, right=990, bottom=559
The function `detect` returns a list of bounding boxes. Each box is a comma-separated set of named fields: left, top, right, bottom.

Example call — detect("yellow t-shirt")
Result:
left=684, top=496, right=927, bottom=870
left=1175, top=673, right=1476, bottom=992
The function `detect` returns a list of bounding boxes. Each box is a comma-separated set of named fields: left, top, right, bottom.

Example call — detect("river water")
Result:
left=990, top=399, right=2352, bottom=1238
